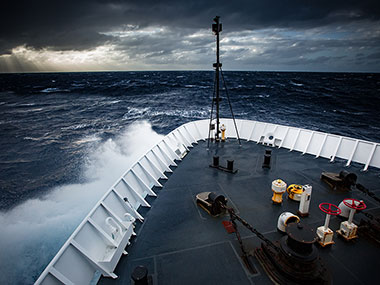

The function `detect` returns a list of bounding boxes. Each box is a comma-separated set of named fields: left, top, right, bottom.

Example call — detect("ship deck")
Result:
left=99, top=139, right=380, bottom=285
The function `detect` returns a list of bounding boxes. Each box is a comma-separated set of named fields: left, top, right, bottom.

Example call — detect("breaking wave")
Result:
left=0, top=121, right=163, bottom=284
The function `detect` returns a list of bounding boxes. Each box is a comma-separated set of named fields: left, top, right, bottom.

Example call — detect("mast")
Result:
left=207, top=16, right=240, bottom=148
left=212, top=16, right=222, bottom=140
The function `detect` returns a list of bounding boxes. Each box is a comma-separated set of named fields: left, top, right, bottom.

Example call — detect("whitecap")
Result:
left=23, top=136, right=43, bottom=141
left=41, top=88, right=70, bottom=93
left=61, top=123, right=89, bottom=131
left=290, top=81, right=303, bottom=87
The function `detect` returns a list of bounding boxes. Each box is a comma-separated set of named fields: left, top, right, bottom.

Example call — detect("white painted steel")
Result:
left=277, top=212, right=300, bottom=232
left=299, top=185, right=312, bottom=216
left=36, top=119, right=380, bottom=285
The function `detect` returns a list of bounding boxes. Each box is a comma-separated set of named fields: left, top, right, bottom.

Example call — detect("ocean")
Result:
left=0, top=71, right=379, bottom=284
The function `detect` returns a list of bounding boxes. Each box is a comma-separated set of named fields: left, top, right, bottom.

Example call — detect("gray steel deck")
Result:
left=99, top=139, right=380, bottom=285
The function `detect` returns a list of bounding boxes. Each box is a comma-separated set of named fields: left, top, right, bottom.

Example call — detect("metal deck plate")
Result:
left=99, top=139, right=380, bottom=285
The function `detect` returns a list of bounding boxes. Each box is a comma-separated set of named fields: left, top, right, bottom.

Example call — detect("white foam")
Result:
left=0, top=120, right=163, bottom=284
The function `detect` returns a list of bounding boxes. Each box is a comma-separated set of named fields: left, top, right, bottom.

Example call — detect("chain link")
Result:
left=222, top=205, right=280, bottom=252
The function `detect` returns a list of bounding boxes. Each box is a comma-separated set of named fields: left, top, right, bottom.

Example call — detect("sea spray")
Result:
left=0, top=121, right=163, bottom=284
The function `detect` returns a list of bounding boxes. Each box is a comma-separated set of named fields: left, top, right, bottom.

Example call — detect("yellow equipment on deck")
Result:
left=221, top=124, right=226, bottom=142
left=287, top=184, right=304, bottom=201
left=272, top=179, right=287, bottom=204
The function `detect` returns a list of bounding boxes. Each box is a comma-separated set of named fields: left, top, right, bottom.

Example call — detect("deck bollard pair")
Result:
left=210, top=156, right=237, bottom=173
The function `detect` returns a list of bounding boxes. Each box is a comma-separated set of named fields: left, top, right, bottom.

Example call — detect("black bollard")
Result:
left=213, top=156, right=219, bottom=167
left=262, top=149, right=271, bottom=169
left=131, top=265, right=148, bottom=285
left=227, top=160, right=234, bottom=171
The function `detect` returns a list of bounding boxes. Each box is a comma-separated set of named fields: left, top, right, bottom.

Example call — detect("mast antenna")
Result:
left=213, top=16, right=222, bottom=141
left=207, top=16, right=241, bottom=148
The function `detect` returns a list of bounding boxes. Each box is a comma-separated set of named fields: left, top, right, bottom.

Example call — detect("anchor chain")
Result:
left=229, top=213, right=251, bottom=263
left=223, top=205, right=280, bottom=253
left=356, top=183, right=380, bottom=204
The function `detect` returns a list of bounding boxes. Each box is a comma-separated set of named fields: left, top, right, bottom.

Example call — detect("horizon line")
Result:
left=1, top=69, right=379, bottom=75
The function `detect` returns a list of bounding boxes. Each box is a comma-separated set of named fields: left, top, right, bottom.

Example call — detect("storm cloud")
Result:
left=1, top=0, right=380, bottom=72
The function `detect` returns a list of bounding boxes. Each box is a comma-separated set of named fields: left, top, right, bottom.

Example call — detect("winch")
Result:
left=255, top=223, right=330, bottom=284
left=195, top=192, right=227, bottom=216
left=321, top=170, right=357, bottom=191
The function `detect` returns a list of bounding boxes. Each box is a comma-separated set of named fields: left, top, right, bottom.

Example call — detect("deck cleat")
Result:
left=317, top=203, right=341, bottom=247
left=287, top=184, right=304, bottom=201
left=271, top=179, right=287, bottom=204
left=337, top=198, right=366, bottom=241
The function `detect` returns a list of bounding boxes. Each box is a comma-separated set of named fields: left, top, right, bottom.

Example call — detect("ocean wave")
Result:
left=0, top=159, right=32, bottom=164
left=151, top=109, right=209, bottom=119
left=61, top=123, right=90, bottom=131
left=18, top=103, right=36, bottom=107
left=73, top=136, right=101, bottom=145
left=0, top=121, right=164, bottom=285
left=24, top=136, right=43, bottom=141
left=290, top=80, right=304, bottom=87
left=41, top=88, right=70, bottom=93
left=108, top=100, right=122, bottom=104
left=123, top=107, right=150, bottom=119
left=71, top=83, right=86, bottom=87
left=1, top=70, right=380, bottom=284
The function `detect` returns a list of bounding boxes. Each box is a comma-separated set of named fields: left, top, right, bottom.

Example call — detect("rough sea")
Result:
left=0, top=71, right=380, bottom=284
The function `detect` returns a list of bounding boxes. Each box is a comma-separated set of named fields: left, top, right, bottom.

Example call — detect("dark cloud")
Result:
left=1, top=0, right=380, bottom=54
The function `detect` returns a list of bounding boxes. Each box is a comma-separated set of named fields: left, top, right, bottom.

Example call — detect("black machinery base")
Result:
left=254, top=243, right=330, bottom=285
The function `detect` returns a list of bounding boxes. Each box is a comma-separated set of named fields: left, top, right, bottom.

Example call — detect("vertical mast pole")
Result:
left=212, top=16, right=222, bottom=141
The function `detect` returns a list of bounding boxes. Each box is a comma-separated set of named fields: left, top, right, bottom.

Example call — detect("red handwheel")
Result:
left=319, top=203, right=341, bottom=216
left=343, top=198, right=366, bottom=211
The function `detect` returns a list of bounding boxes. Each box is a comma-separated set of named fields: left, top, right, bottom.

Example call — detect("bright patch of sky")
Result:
left=1, top=20, right=379, bottom=73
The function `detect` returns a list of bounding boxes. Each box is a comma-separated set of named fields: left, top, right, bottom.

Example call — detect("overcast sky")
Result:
left=1, top=1, right=380, bottom=73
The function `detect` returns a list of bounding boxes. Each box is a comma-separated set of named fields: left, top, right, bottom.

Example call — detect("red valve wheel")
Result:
left=343, top=198, right=366, bottom=211
left=319, top=202, right=342, bottom=215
